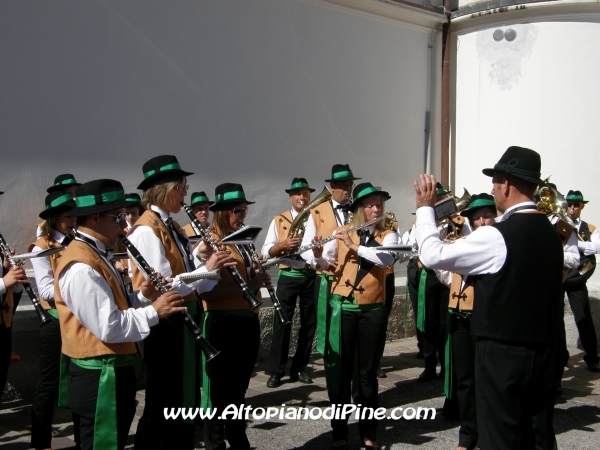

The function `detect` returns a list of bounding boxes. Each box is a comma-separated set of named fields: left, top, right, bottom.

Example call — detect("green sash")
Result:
left=315, top=274, right=333, bottom=355
left=58, top=352, right=71, bottom=408
left=416, top=269, right=427, bottom=332
left=326, top=294, right=344, bottom=395
left=279, top=268, right=315, bottom=278
left=200, top=311, right=214, bottom=412
left=70, top=354, right=135, bottom=450
left=444, top=308, right=453, bottom=398
left=47, top=308, right=59, bottom=319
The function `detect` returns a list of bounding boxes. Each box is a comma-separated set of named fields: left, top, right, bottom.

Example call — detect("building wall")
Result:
left=0, top=0, right=443, bottom=251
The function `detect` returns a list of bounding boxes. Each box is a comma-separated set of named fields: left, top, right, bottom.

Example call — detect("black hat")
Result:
left=125, top=193, right=142, bottom=206
left=71, top=179, right=131, bottom=216
left=459, top=193, right=496, bottom=217
left=190, top=191, right=214, bottom=206
left=47, top=174, right=81, bottom=193
left=210, top=183, right=254, bottom=212
left=350, top=182, right=390, bottom=212
left=324, top=164, right=361, bottom=182
left=137, top=155, right=194, bottom=190
left=285, top=178, right=315, bottom=194
left=482, top=146, right=543, bottom=185
left=566, top=190, right=589, bottom=204
left=39, top=192, right=76, bottom=220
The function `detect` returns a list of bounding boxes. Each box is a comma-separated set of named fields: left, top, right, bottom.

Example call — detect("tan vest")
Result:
left=54, top=240, right=137, bottom=358
left=448, top=273, right=474, bottom=311
left=28, top=236, right=64, bottom=309
left=129, top=210, right=197, bottom=302
left=331, top=228, right=392, bottom=305
left=310, top=202, right=344, bottom=276
left=273, top=211, right=296, bottom=269
left=181, top=223, right=195, bottom=238
left=201, top=237, right=261, bottom=312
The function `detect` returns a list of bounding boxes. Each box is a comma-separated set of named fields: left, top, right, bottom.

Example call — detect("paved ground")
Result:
left=1, top=337, right=600, bottom=449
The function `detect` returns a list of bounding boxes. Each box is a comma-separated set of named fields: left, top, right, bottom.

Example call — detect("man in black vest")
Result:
left=564, top=190, right=600, bottom=372
left=413, top=146, right=564, bottom=449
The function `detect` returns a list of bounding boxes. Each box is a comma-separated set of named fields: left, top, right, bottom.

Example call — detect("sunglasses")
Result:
left=102, top=212, right=126, bottom=224
left=232, top=207, right=248, bottom=215
left=173, top=184, right=189, bottom=191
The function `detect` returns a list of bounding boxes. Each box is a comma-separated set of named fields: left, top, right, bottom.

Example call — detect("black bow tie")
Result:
left=165, top=217, right=173, bottom=226
left=336, top=204, right=351, bottom=212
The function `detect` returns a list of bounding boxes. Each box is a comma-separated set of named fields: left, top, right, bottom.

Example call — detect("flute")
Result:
left=181, top=203, right=262, bottom=311
left=119, top=234, right=220, bottom=362
left=0, top=233, right=52, bottom=325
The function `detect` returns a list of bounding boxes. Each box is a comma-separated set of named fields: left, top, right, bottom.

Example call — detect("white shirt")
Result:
left=261, top=209, right=299, bottom=259
left=547, top=214, right=580, bottom=269
left=573, top=219, right=600, bottom=255
left=58, top=232, right=158, bottom=343
left=301, top=199, right=349, bottom=268
left=30, top=231, right=69, bottom=301
left=126, top=205, right=218, bottom=296
left=320, top=224, right=399, bottom=268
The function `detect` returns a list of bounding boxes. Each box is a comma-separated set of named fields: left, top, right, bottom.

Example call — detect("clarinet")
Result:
left=119, top=234, right=220, bottom=362
left=181, top=203, right=262, bottom=311
left=244, top=242, right=290, bottom=326
left=0, top=233, right=52, bottom=325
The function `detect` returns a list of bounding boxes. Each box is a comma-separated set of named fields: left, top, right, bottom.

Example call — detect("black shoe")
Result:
left=416, top=350, right=424, bottom=359
left=587, top=363, right=600, bottom=373
left=376, top=368, right=386, bottom=378
left=418, top=369, right=436, bottom=382
left=290, top=371, right=313, bottom=384
left=267, top=374, right=282, bottom=388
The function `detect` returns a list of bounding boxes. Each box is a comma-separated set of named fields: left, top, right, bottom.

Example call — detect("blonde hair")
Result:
left=40, top=216, right=57, bottom=240
left=142, top=177, right=185, bottom=209
left=350, top=197, right=386, bottom=231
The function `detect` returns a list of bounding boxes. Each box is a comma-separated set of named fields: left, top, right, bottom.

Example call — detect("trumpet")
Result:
left=287, top=185, right=332, bottom=247
left=119, top=233, right=220, bottom=361
left=181, top=202, right=262, bottom=311
left=0, top=233, right=52, bottom=325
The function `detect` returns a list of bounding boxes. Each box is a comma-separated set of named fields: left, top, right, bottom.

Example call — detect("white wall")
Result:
left=0, top=0, right=443, bottom=250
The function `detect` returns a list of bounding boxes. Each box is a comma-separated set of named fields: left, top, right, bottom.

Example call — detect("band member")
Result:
left=29, top=191, right=78, bottom=450
left=414, top=146, right=564, bottom=449
left=200, top=183, right=269, bottom=450
left=407, top=183, right=452, bottom=382
left=181, top=191, right=213, bottom=237
left=314, top=182, right=397, bottom=450
left=54, top=179, right=186, bottom=450
left=562, top=190, right=600, bottom=371
left=439, top=193, right=497, bottom=450
left=0, top=191, right=26, bottom=412
left=124, top=193, right=144, bottom=230
left=37, top=174, right=81, bottom=238
left=262, top=178, right=316, bottom=387
left=127, top=156, right=234, bottom=449
left=301, top=164, right=360, bottom=356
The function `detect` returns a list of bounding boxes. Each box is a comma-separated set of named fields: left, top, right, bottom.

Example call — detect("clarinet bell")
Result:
left=198, top=336, right=220, bottom=362
left=275, top=307, right=291, bottom=326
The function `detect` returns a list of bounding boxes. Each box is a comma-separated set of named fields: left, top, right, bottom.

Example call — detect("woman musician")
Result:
left=29, top=191, right=78, bottom=450
left=313, top=182, right=398, bottom=450
left=127, top=155, right=234, bottom=450
left=199, top=183, right=269, bottom=450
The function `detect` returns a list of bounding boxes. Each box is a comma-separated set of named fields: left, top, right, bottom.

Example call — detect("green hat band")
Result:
left=76, top=189, right=125, bottom=207
left=332, top=170, right=353, bottom=179
left=493, top=159, right=540, bottom=178
left=191, top=195, right=210, bottom=204
left=56, top=178, right=76, bottom=186
left=143, top=162, right=181, bottom=179
left=436, top=189, right=447, bottom=195
left=566, top=194, right=584, bottom=202
left=468, top=199, right=496, bottom=210
left=290, top=181, right=310, bottom=190
left=356, top=186, right=379, bottom=199
left=215, top=191, right=245, bottom=202
left=48, top=193, right=72, bottom=209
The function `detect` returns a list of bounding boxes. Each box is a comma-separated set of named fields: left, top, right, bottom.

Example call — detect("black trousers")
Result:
left=135, top=313, right=200, bottom=450
left=475, top=339, right=556, bottom=450
left=268, top=273, right=316, bottom=376
left=406, top=260, right=423, bottom=352
left=0, top=324, right=10, bottom=411
left=329, top=307, right=388, bottom=443
left=68, top=362, right=136, bottom=450
left=204, top=313, right=260, bottom=450
left=564, top=282, right=599, bottom=365
left=31, top=316, right=64, bottom=447
left=450, top=315, right=477, bottom=449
